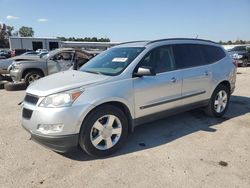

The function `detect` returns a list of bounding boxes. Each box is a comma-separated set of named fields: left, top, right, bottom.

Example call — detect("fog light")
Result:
left=37, top=124, right=64, bottom=134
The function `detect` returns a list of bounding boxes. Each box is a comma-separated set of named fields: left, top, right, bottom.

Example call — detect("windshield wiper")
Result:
left=83, top=70, right=103, bottom=75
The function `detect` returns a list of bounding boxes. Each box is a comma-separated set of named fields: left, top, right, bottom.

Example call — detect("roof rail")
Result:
left=146, top=38, right=218, bottom=45
left=117, top=40, right=149, bottom=45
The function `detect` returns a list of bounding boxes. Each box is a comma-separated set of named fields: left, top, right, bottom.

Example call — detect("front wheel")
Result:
left=79, top=105, right=128, bottom=157
left=242, top=59, right=248, bottom=67
left=24, top=71, right=43, bottom=86
left=205, top=85, right=230, bottom=117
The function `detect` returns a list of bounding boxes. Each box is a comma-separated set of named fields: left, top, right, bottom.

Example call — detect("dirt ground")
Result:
left=0, top=67, right=250, bottom=188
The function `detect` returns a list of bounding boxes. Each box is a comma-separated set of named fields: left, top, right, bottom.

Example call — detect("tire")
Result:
left=24, top=71, right=43, bottom=86
left=4, top=82, right=27, bottom=91
left=242, top=59, right=248, bottom=67
left=79, top=105, right=128, bottom=157
left=205, top=84, right=230, bottom=117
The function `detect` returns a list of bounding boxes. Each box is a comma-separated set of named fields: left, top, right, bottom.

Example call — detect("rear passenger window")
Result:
left=173, top=44, right=206, bottom=69
left=201, top=45, right=226, bottom=63
left=139, top=46, right=175, bottom=73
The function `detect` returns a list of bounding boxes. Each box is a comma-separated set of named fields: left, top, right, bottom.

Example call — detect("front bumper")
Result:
left=23, top=125, right=79, bottom=152
left=234, top=59, right=243, bottom=65
left=0, top=68, right=9, bottom=75
left=21, top=98, right=94, bottom=152
left=10, top=68, right=22, bottom=82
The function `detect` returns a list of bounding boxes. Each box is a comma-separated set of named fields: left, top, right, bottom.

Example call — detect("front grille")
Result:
left=22, top=108, right=33, bottom=119
left=24, top=94, right=39, bottom=105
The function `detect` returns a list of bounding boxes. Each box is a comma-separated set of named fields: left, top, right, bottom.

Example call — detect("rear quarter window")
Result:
left=201, top=45, right=226, bottom=64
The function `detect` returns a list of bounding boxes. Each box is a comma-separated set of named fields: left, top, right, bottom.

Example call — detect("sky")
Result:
left=0, top=0, right=250, bottom=42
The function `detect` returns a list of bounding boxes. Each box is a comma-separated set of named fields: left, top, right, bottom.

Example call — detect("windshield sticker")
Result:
left=112, top=57, right=128, bottom=62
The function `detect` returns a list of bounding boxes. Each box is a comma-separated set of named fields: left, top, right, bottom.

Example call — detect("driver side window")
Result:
left=53, top=52, right=73, bottom=62
left=139, top=45, right=176, bottom=73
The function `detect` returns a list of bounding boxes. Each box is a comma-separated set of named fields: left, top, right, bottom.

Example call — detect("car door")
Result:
left=133, top=45, right=182, bottom=118
left=47, top=51, right=74, bottom=75
left=172, top=44, right=212, bottom=105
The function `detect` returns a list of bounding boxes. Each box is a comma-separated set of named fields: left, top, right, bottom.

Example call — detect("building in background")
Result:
left=9, top=37, right=61, bottom=51
left=9, top=37, right=119, bottom=51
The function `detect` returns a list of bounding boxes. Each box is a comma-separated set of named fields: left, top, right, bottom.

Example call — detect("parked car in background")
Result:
left=22, top=51, right=39, bottom=56
left=10, top=48, right=94, bottom=86
left=228, top=45, right=250, bottom=67
left=21, top=38, right=236, bottom=157
left=22, top=51, right=49, bottom=57
left=36, top=49, right=49, bottom=53
left=0, top=50, right=11, bottom=59
left=0, top=54, right=41, bottom=76
left=11, top=49, right=34, bottom=57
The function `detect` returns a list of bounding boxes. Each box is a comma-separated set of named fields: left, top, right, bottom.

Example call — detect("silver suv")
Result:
left=21, top=38, right=236, bottom=157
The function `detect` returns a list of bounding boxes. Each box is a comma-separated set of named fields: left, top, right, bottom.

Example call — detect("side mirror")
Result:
left=134, top=66, right=156, bottom=77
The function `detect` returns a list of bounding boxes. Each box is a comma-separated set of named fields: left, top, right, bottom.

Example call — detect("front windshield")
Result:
left=80, top=47, right=144, bottom=76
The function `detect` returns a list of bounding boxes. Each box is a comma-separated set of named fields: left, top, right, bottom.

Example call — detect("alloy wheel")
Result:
left=214, top=90, right=228, bottom=113
left=28, top=74, right=41, bottom=84
left=90, top=115, right=122, bottom=150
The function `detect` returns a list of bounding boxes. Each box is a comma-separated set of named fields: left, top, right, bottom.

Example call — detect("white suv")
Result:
left=21, top=38, right=237, bottom=157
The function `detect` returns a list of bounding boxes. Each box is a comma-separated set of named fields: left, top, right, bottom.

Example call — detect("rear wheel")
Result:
left=205, top=84, right=230, bottom=117
left=79, top=105, right=128, bottom=157
left=24, top=71, right=43, bottom=86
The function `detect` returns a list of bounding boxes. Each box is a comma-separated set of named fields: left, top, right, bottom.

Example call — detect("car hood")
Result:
left=0, top=56, right=41, bottom=70
left=13, top=55, right=41, bottom=60
left=26, top=70, right=111, bottom=96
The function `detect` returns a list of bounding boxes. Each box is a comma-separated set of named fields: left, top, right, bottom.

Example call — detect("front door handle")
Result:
left=171, top=77, right=177, bottom=83
left=204, top=71, right=209, bottom=76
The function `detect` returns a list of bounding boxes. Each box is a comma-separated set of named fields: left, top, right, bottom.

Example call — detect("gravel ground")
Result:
left=0, top=67, right=250, bottom=188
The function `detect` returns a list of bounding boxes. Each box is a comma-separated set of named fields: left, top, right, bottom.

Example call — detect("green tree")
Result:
left=6, top=26, right=14, bottom=37
left=57, top=36, right=111, bottom=42
left=19, top=26, right=34, bottom=37
left=0, top=23, right=9, bottom=48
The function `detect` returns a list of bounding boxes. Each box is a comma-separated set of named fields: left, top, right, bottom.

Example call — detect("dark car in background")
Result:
left=0, top=50, right=11, bottom=59
left=11, top=49, right=34, bottom=57
left=228, top=45, right=250, bottom=67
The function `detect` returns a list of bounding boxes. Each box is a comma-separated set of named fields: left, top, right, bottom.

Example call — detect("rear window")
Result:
left=201, top=45, right=226, bottom=64
left=173, top=44, right=206, bottom=69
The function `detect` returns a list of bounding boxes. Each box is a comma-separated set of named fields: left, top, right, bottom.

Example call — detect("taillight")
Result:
left=232, top=59, right=237, bottom=67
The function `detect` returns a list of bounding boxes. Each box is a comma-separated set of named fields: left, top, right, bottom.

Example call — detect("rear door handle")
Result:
left=204, top=71, right=209, bottom=76
left=171, top=77, right=177, bottom=83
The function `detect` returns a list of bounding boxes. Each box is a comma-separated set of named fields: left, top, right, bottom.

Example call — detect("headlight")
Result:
left=232, top=54, right=243, bottom=59
left=236, top=54, right=243, bottom=59
left=12, top=62, right=21, bottom=69
left=39, top=88, right=84, bottom=108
